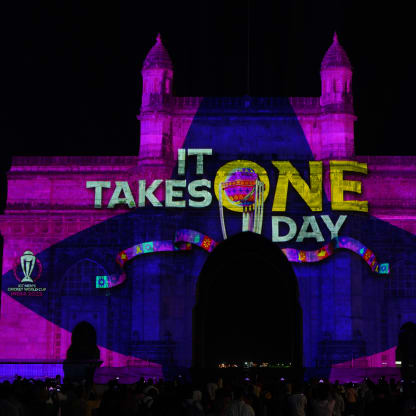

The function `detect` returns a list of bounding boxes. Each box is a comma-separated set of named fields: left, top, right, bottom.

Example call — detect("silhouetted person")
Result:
left=227, top=387, right=255, bottom=416
left=63, top=321, right=101, bottom=386
left=0, top=381, right=19, bottom=416
left=397, top=322, right=416, bottom=381
left=331, top=384, right=344, bottom=416
left=311, top=384, right=335, bottom=416
left=288, top=382, right=307, bottom=416
left=344, top=382, right=358, bottom=416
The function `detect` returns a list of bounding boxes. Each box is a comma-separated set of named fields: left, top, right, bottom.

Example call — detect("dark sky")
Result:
left=0, top=1, right=415, bottom=165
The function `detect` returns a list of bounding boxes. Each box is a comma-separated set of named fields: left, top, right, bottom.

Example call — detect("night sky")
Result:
left=0, top=1, right=415, bottom=210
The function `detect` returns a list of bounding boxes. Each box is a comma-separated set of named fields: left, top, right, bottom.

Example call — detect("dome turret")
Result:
left=140, top=33, right=174, bottom=108
left=319, top=32, right=355, bottom=159
left=320, top=32, right=353, bottom=113
left=142, top=33, right=173, bottom=70
left=139, top=33, right=174, bottom=168
left=321, top=32, right=351, bottom=70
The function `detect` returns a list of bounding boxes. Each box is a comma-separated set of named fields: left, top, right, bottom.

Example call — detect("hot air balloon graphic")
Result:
left=216, top=165, right=266, bottom=239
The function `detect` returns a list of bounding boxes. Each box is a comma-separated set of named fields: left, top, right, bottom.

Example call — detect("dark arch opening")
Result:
left=193, top=232, right=302, bottom=371
left=397, top=322, right=416, bottom=381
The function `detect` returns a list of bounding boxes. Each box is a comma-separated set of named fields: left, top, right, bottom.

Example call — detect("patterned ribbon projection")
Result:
left=282, top=236, right=390, bottom=273
left=96, top=230, right=390, bottom=289
left=95, top=230, right=217, bottom=289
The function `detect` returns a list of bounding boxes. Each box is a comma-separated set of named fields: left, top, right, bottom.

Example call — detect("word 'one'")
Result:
left=86, top=148, right=368, bottom=212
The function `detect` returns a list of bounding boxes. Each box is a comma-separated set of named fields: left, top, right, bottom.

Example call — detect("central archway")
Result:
left=193, top=232, right=302, bottom=370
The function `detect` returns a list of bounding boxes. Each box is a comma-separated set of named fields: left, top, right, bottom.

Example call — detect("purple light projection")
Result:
left=0, top=33, right=415, bottom=381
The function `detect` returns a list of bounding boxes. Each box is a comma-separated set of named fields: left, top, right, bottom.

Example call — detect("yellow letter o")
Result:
left=214, top=160, right=270, bottom=213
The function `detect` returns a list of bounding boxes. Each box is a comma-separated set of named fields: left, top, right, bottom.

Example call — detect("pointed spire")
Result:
left=321, top=32, right=351, bottom=70
left=142, top=32, right=173, bottom=70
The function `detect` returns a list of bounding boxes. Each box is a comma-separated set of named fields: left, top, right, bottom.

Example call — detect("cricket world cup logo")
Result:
left=13, top=250, right=42, bottom=283
left=214, top=160, right=269, bottom=239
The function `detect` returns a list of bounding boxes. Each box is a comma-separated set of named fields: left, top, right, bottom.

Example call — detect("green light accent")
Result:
left=96, top=275, right=109, bottom=288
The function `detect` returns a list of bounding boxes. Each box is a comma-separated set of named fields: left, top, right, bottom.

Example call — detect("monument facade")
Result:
left=1, top=33, right=415, bottom=375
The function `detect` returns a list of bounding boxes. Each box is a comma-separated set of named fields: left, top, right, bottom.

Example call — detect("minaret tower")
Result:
left=320, top=32, right=356, bottom=158
left=138, top=34, right=174, bottom=175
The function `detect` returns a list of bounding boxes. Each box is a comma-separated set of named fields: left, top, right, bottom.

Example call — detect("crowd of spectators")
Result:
left=1, top=374, right=416, bottom=416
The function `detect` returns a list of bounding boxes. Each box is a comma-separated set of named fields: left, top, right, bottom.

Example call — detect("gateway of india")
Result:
left=0, top=33, right=415, bottom=375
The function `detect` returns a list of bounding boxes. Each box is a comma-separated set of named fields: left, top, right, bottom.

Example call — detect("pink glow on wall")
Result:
left=0, top=35, right=202, bottom=367
left=332, top=346, right=397, bottom=369
left=1, top=32, right=415, bottom=371
left=0, top=292, right=162, bottom=372
left=356, top=156, right=416, bottom=235
left=329, top=347, right=400, bottom=383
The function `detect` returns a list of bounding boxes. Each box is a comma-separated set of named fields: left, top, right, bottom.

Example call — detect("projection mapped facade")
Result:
left=1, top=33, right=416, bottom=372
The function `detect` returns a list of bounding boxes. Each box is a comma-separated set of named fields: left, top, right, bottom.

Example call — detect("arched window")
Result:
left=61, top=259, right=108, bottom=296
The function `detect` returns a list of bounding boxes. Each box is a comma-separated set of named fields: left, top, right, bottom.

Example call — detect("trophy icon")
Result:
left=218, top=166, right=266, bottom=239
left=20, top=251, right=36, bottom=283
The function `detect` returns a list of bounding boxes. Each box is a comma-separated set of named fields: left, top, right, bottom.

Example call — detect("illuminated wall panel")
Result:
left=0, top=34, right=415, bottom=373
